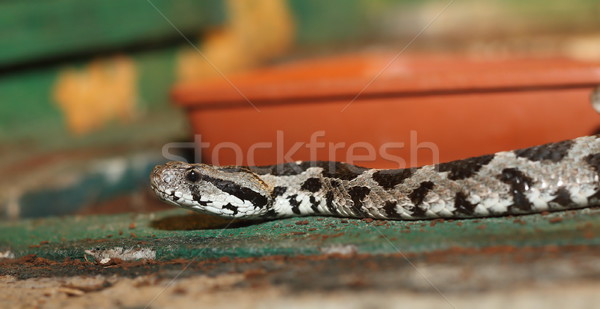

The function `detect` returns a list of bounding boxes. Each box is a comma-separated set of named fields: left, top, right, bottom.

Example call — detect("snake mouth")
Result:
left=150, top=184, right=215, bottom=209
left=150, top=184, right=181, bottom=206
left=150, top=185, right=176, bottom=205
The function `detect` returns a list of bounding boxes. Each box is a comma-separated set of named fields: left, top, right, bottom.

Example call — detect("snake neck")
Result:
left=264, top=172, right=354, bottom=219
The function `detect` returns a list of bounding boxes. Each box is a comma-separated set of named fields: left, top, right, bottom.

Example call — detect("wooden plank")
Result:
left=0, top=207, right=599, bottom=260
left=0, top=0, right=225, bottom=67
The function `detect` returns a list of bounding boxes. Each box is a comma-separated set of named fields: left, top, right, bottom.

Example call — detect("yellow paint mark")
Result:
left=53, top=56, right=138, bottom=135
left=563, top=35, right=600, bottom=61
left=177, top=0, right=295, bottom=82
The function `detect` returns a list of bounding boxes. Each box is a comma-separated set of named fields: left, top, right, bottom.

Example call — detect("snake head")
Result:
left=150, top=161, right=272, bottom=219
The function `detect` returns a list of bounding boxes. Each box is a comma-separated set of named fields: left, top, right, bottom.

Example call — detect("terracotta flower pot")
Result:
left=172, top=53, right=600, bottom=168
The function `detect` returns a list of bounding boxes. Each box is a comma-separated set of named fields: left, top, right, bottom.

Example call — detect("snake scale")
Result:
left=150, top=135, right=600, bottom=220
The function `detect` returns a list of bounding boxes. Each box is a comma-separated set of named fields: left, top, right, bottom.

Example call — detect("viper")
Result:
left=150, top=135, right=600, bottom=220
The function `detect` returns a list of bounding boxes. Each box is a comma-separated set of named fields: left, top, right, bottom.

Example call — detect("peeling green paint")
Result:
left=1, top=208, right=598, bottom=261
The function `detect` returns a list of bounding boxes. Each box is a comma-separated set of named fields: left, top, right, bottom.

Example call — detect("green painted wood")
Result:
left=1, top=208, right=598, bottom=261
left=7, top=153, right=164, bottom=219
left=288, top=0, right=373, bottom=45
left=0, top=0, right=225, bottom=67
left=0, top=48, right=182, bottom=146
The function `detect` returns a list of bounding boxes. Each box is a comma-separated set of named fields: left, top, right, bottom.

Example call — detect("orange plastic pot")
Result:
left=172, top=53, right=600, bottom=168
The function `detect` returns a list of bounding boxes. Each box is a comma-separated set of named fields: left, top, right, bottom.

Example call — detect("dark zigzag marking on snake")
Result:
left=300, top=178, right=322, bottom=192
left=330, top=179, right=341, bottom=188
left=585, top=153, right=600, bottom=172
left=498, top=168, right=534, bottom=213
left=218, top=166, right=253, bottom=173
left=272, top=186, right=287, bottom=197
left=170, top=191, right=180, bottom=202
left=515, top=139, right=574, bottom=162
left=287, top=194, right=302, bottom=215
left=200, top=175, right=269, bottom=208
left=436, top=154, right=495, bottom=180
left=190, top=192, right=209, bottom=206
left=262, top=209, right=278, bottom=218
left=550, top=187, right=573, bottom=207
left=382, top=201, right=401, bottom=218
left=251, top=161, right=367, bottom=180
left=372, top=169, right=414, bottom=190
left=454, top=192, right=477, bottom=216
left=309, top=196, right=321, bottom=213
left=325, top=191, right=338, bottom=215
left=323, top=179, right=342, bottom=215
left=347, top=186, right=371, bottom=216
left=222, top=203, right=239, bottom=216
left=584, top=153, right=600, bottom=202
left=408, top=181, right=434, bottom=217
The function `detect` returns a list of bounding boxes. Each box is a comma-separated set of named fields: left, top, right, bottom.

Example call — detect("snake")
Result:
left=150, top=135, right=600, bottom=220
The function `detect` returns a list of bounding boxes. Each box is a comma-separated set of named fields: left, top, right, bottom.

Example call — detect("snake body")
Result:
left=150, top=135, right=600, bottom=220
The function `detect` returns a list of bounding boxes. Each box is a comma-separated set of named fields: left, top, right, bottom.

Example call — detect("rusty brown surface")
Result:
left=2, top=244, right=600, bottom=290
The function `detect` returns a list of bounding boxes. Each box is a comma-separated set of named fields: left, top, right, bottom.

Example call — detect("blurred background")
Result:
left=2, top=0, right=600, bottom=221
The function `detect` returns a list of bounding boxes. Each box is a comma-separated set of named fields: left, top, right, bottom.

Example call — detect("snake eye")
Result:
left=186, top=170, right=201, bottom=182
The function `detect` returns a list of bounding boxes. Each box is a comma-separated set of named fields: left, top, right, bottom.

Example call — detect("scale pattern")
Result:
left=150, top=135, right=600, bottom=220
